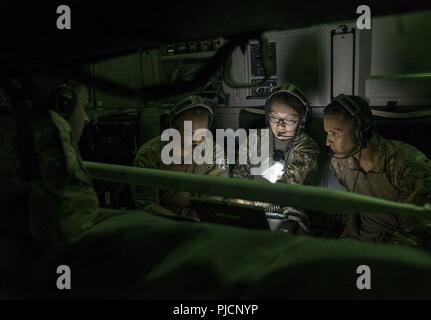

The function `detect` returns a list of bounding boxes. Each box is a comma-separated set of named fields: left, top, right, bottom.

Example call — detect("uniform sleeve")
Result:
left=59, top=144, right=100, bottom=240
left=389, top=148, right=431, bottom=232
left=205, top=164, right=228, bottom=177
left=132, top=140, right=161, bottom=211
left=394, top=151, right=431, bottom=230
left=232, top=163, right=251, bottom=179
left=231, top=135, right=252, bottom=179
left=396, top=154, right=431, bottom=206
left=32, top=112, right=100, bottom=241
left=284, top=136, right=320, bottom=185
left=201, top=142, right=229, bottom=178
left=192, top=143, right=229, bottom=202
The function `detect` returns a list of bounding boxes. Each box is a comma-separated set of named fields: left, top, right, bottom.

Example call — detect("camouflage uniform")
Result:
left=231, top=129, right=319, bottom=229
left=0, top=92, right=99, bottom=243
left=132, top=136, right=227, bottom=219
left=232, top=130, right=320, bottom=185
left=43, top=111, right=100, bottom=240
left=331, top=134, right=431, bottom=246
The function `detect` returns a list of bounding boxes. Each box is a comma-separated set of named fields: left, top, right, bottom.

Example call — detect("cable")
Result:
left=352, top=149, right=362, bottom=193
left=272, top=121, right=298, bottom=166
left=364, top=215, right=420, bottom=243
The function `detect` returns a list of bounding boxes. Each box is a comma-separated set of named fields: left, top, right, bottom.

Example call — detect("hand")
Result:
left=169, top=191, right=191, bottom=208
left=340, top=225, right=360, bottom=239
left=160, top=191, right=191, bottom=209
left=282, top=207, right=310, bottom=232
left=340, top=214, right=361, bottom=239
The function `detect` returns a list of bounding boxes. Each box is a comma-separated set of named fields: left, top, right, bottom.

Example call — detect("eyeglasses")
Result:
left=268, top=114, right=298, bottom=127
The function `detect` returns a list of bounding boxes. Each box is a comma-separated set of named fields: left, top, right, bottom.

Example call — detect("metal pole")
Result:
left=84, top=161, right=431, bottom=219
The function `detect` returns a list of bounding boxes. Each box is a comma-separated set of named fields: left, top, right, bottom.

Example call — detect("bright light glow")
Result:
left=261, top=162, right=285, bottom=183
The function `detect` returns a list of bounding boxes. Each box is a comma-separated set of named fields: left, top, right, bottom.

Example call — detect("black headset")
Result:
left=265, top=83, right=311, bottom=132
left=168, top=95, right=214, bottom=128
left=48, top=81, right=78, bottom=119
left=331, top=94, right=373, bottom=148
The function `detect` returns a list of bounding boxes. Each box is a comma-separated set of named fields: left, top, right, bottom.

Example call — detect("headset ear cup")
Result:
left=299, top=105, right=311, bottom=131
left=357, top=112, right=373, bottom=148
left=355, top=126, right=362, bottom=147
left=349, top=120, right=358, bottom=146
left=60, top=90, right=76, bottom=117
left=360, top=125, right=373, bottom=147
left=50, top=84, right=77, bottom=118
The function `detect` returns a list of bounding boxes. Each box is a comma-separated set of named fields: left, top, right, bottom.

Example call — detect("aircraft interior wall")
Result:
left=87, top=10, right=431, bottom=111
left=78, top=9, right=431, bottom=209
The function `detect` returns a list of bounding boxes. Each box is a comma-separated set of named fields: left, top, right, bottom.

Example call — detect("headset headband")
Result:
left=170, top=95, right=214, bottom=127
left=265, top=83, right=311, bottom=131
left=332, top=94, right=373, bottom=148
left=266, top=83, right=308, bottom=108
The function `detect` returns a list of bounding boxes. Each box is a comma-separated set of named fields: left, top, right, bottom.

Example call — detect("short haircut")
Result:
left=323, top=101, right=355, bottom=126
left=173, top=107, right=211, bottom=129
left=324, top=96, right=372, bottom=129
left=265, top=93, right=304, bottom=115
left=176, top=107, right=211, bottom=120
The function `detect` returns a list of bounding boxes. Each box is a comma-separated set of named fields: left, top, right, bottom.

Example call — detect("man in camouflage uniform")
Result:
left=43, top=81, right=100, bottom=241
left=233, top=84, right=319, bottom=184
left=132, top=95, right=227, bottom=220
left=232, top=84, right=320, bottom=231
left=0, top=78, right=99, bottom=243
left=324, top=94, right=431, bottom=247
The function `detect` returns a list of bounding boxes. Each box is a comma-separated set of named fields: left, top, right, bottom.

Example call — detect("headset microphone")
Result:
left=327, top=145, right=362, bottom=160
left=273, top=150, right=285, bottom=162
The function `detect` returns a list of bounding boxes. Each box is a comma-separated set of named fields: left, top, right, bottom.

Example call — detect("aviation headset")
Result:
left=329, top=95, right=422, bottom=241
left=48, top=81, right=79, bottom=119
left=330, top=94, right=373, bottom=149
left=168, top=95, right=214, bottom=128
left=265, top=84, right=311, bottom=162
left=265, top=83, right=311, bottom=132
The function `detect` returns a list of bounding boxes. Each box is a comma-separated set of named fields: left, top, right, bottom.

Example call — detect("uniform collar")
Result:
left=345, top=135, right=387, bottom=173
left=269, top=129, right=302, bottom=149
